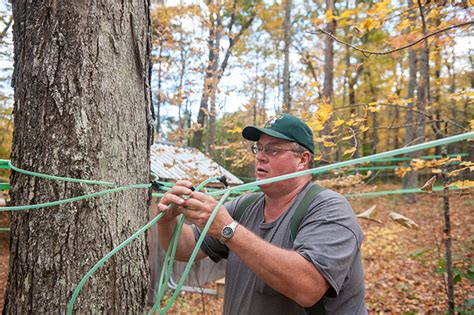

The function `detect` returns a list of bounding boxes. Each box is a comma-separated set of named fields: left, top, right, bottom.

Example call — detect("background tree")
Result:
left=4, top=1, right=152, bottom=313
left=192, top=0, right=257, bottom=151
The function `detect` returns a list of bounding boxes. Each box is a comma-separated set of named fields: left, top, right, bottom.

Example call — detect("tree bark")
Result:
left=5, top=1, right=151, bottom=313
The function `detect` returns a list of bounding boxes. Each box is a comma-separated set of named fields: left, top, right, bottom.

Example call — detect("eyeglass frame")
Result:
left=250, top=143, right=306, bottom=157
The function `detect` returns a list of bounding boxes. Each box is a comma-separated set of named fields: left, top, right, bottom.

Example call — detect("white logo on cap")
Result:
left=264, top=114, right=284, bottom=128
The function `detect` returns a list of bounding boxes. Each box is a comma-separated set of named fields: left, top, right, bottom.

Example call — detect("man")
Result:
left=157, top=114, right=367, bottom=314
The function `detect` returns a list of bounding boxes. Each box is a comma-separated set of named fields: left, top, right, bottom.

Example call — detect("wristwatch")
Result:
left=219, top=220, right=239, bottom=244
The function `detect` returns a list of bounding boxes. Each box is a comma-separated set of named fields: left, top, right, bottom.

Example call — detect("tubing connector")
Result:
left=217, top=175, right=229, bottom=188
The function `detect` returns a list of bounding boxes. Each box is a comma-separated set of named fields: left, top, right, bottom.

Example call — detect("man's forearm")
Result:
left=157, top=219, right=204, bottom=262
left=226, top=225, right=329, bottom=307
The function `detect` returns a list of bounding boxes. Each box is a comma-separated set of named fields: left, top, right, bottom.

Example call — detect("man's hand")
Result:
left=157, top=180, right=194, bottom=224
left=180, top=191, right=234, bottom=238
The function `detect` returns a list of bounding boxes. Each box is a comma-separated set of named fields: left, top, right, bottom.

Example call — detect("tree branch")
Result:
left=307, top=21, right=473, bottom=56
left=334, top=102, right=467, bottom=131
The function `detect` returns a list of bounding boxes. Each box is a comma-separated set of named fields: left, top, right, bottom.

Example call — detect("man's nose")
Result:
left=256, top=149, right=268, bottom=161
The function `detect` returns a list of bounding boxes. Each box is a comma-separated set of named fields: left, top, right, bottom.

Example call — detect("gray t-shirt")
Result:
left=192, top=183, right=367, bottom=314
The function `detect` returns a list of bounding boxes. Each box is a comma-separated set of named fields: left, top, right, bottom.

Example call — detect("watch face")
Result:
left=222, top=226, right=233, bottom=238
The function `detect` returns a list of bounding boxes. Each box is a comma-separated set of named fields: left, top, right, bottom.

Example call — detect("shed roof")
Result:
left=150, top=142, right=243, bottom=186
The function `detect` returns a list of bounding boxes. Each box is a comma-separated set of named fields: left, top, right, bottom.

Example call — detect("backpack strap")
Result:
left=290, top=184, right=326, bottom=240
left=232, top=192, right=263, bottom=222
left=233, top=185, right=327, bottom=314
left=292, top=183, right=327, bottom=315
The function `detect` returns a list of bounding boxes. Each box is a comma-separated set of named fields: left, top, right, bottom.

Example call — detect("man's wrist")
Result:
left=219, top=220, right=240, bottom=244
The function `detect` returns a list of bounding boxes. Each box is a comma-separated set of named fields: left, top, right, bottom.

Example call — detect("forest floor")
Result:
left=0, top=184, right=472, bottom=313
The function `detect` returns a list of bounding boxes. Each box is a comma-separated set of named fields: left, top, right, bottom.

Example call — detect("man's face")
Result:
left=254, top=134, right=301, bottom=183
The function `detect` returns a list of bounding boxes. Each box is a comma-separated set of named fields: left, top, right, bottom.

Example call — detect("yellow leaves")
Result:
left=448, top=161, right=474, bottom=177
left=343, top=147, right=357, bottom=156
left=308, top=102, right=333, bottom=132
left=316, top=103, right=333, bottom=124
left=315, top=171, right=370, bottom=189
left=333, top=119, right=345, bottom=128
left=470, top=120, right=474, bottom=131
left=359, top=125, right=369, bottom=133
left=395, top=166, right=412, bottom=178
left=325, top=9, right=338, bottom=22
left=397, top=18, right=412, bottom=31
left=367, top=0, right=392, bottom=18
left=449, top=90, right=474, bottom=102
left=368, top=102, right=381, bottom=112
left=323, top=141, right=336, bottom=147
left=0, top=107, right=13, bottom=161
left=449, top=180, right=474, bottom=189
left=361, top=18, right=375, bottom=31
left=311, top=17, right=323, bottom=26
left=228, top=126, right=243, bottom=134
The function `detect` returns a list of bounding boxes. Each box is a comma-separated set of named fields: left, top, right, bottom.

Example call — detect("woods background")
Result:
left=0, top=0, right=472, bottom=313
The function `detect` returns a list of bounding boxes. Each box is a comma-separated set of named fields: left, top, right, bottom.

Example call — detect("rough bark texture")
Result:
left=5, top=1, right=151, bottom=313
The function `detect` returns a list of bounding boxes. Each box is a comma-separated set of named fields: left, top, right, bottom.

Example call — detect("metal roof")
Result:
left=150, top=142, right=243, bottom=186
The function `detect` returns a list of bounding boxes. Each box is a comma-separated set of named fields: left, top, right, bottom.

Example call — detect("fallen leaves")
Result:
left=356, top=205, right=382, bottom=223
left=389, top=211, right=420, bottom=230
left=421, top=175, right=437, bottom=193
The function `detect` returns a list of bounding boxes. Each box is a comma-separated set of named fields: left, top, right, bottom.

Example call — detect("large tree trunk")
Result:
left=5, top=1, right=151, bottom=313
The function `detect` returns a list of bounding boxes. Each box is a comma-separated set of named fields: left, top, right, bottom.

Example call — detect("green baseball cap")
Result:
left=242, top=114, right=314, bottom=154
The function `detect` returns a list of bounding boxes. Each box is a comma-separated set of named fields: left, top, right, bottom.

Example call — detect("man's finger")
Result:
left=189, top=191, right=213, bottom=202
left=169, top=185, right=193, bottom=196
left=175, top=180, right=194, bottom=188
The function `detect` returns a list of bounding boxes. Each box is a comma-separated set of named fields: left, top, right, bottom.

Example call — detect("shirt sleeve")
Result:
left=293, top=190, right=362, bottom=297
left=190, top=197, right=242, bottom=262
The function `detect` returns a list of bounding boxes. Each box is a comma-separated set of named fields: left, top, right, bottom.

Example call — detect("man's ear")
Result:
left=298, top=151, right=311, bottom=169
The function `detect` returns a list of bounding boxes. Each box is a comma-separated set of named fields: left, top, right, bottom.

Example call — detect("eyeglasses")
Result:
left=250, top=143, right=300, bottom=157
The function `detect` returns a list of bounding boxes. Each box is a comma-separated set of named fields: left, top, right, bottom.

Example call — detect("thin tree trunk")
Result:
left=433, top=45, right=442, bottom=155
left=5, top=1, right=151, bottom=313
left=441, top=143, right=455, bottom=315
left=319, top=0, right=336, bottom=162
left=402, top=0, right=419, bottom=203
left=206, top=0, right=222, bottom=154
left=282, top=0, right=292, bottom=112
left=367, top=71, right=378, bottom=154
left=177, top=20, right=187, bottom=130
left=193, top=2, right=255, bottom=149
left=156, top=45, right=164, bottom=138
left=193, top=0, right=216, bottom=149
